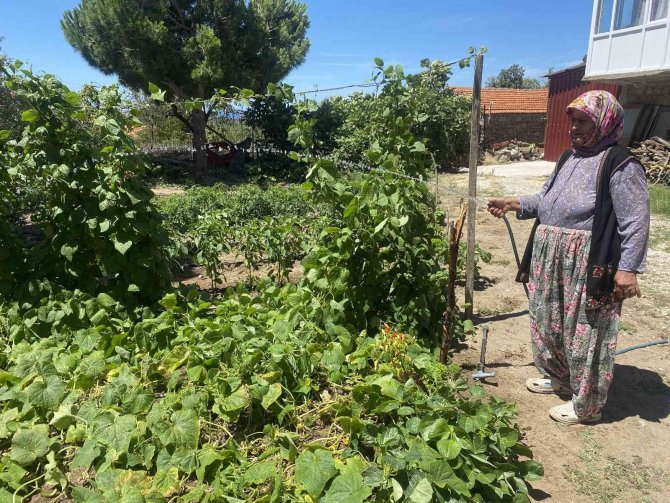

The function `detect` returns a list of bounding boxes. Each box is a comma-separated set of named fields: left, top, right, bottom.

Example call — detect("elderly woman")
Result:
left=487, top=91, right=650, bottom=425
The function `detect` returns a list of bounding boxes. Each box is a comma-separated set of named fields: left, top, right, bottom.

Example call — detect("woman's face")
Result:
left=570, top=109, right=596, bottom=146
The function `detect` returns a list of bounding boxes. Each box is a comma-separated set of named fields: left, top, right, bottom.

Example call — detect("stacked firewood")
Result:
left=632, top=137, right=670, bottom=185
left=486, top=140, right=544, bottom=164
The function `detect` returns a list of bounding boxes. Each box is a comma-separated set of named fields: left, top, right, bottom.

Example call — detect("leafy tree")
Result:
left=245, top=95, right=297, bottom=152
left=62, top=0, right=310, bottom=178
left=486, top=64, right=542, bottom=89
left=407, top=59, right=471, bottom=167
left=316, top=59, right=470, bottom=168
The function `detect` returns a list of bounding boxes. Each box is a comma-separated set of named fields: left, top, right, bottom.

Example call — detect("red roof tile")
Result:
left=451, top=86, right=548, bottom=114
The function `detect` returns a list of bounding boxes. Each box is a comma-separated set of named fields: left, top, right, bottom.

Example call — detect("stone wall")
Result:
left=483, top=113, right=547, bottom=148
left=621, top=81, right=670, bottom=107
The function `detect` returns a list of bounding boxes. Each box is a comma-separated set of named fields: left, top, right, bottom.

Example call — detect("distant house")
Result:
left=584, top=0, right=670, bottom=144
left=452, top=87, right=549, bottom=148
left=544, top=64, right=621, bottom=161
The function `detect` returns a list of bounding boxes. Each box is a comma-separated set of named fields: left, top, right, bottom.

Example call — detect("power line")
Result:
left=294, top=54, right=477, bottom=96
left=295, top=83, right=378, bottom=95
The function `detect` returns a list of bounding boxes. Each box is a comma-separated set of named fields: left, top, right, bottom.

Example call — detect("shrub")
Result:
left=0, top=63, right=171, bottom=303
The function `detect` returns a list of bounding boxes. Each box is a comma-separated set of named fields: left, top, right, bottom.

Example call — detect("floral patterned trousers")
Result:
left=528, top=225, right=621, bottom=417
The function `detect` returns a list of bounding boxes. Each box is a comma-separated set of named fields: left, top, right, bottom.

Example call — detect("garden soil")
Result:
left=440, top=172, right=670, bottom=503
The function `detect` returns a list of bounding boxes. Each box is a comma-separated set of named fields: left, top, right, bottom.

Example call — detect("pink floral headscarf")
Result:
left=566, top=90, right=624, bottom=156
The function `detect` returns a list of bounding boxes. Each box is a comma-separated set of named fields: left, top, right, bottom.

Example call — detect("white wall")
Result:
left=585, top=0, right=670, bottom=80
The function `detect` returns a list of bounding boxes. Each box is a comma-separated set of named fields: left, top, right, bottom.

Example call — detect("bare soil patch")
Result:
left=440, top=173, right=670, bottom=503
left=173, top=252, right=304, bottom=292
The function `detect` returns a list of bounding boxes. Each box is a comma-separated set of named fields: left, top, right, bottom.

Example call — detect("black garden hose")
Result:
left=499, top=214, right=669, bottom=357
left=615, top=339, right=670, bottom=355
left=501, top=214, right=529, bottom=299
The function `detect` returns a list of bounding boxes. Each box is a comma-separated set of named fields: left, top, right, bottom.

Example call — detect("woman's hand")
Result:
left=614, top=271, right=641, bottom=300
left=487, top=197, right=521, bottom=218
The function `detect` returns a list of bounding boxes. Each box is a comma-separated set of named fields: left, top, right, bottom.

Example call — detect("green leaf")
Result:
left=72, top=439, right=101, bottom=469
left=93, top=413, right=136, bottom=452
left=322, top=347, right=345, bottom=371
left=243, top=460, right=276, bottom=485
left=65, top=91, right=82, bottom=106
left=261, top=383, right=282, bottom=409
left=324, top=466, right=371, bottom=503
left=0, top=408, right=19, bottom=439
left=148, top=83, right=166, bottom=102
left=343, top=198, right=358, bottom=218
left=152, top=467, right=180, bottom=497
left=21, top=109, right=39, bottom=123
left=391, top=478, right=403, bottom=501
left=521, top=460, right=544, bottom=481
left=436, top=437, right=461, bottom=460
left=421, top=418, right=449, bottom=441
left=374, top=57, right=384, bottom=67
left=77, top=351, right=107, bottom=381
left=96, top=293, right=117, bottom=307
left=406, top=476, right=433, bottom=503
left=295, top=450, right=338, bottom=497
left=113, top=239, right=133, bottom=255
left=171, top=409, right=200, bottom=449
left=72, top=487, right=106, bottom=502
left=27, top=376, right=66, bottom=410
left=221, top=385, right=251, bottom=413
left=411, top=141, right=426, bottom=152
left=60, top=244, right=78, bottom=262
left=11, top=424, right=50, bottom=466
left=159, top=293, right=178, bottom=310
left=374, top=217, right=389, bottom=234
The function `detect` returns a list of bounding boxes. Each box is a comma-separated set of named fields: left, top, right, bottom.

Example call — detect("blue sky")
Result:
left=0, top=0, right=592, bottom=96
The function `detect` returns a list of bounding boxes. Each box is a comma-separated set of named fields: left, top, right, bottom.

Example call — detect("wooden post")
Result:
left=441, top=202, right=468, bottom=363
left=465, top=53, right=484, bottom=321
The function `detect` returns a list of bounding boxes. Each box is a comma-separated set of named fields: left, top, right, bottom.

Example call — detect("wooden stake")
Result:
left=465, top=53, right=484, bottom=321
left=441, top=202, right=468, bottom=363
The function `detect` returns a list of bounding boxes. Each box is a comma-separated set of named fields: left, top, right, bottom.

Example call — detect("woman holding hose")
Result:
left=487, top=91, right=650, bottom=424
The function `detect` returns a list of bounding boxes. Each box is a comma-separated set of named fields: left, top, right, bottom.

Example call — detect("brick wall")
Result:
left=484, top=113, right=547, bottom=147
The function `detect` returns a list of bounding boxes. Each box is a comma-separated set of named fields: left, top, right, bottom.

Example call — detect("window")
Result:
left=651, top=0, right=669, bottom=20
left=596, top=0, right=615, bottom=33
left=614, top=0, right=648, bottom=30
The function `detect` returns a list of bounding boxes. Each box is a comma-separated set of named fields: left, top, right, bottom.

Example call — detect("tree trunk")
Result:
left=191, top=108, right=208, bottom=180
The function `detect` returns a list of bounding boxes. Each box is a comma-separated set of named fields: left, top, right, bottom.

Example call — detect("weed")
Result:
left=564, top=430, right=669, bottom=502
left=492, top=259, right=511, bottom=266
left=650, top=184, right=670, bottom=218
left=477, top=297, right=519, bottom=317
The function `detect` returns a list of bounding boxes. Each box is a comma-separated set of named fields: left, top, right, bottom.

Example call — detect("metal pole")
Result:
left=465, top=53, right=484, bottom=321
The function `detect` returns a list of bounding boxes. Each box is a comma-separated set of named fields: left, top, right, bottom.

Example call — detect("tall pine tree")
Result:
left=62, top=0, right=310, bottom=178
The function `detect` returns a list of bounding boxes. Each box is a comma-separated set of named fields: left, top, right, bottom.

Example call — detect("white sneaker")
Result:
left=549, top=402, right=601, bottom=424
left=526, top=377, right=572, bottom=396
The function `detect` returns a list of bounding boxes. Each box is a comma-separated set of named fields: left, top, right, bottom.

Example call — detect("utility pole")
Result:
left=465, top=53, right=484, bottom=321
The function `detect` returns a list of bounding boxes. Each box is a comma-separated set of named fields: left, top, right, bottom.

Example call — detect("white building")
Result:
left=585, top=0, right=670, bottom=142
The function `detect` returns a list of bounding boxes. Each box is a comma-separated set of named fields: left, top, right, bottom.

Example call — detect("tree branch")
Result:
left=170, top=104, right=193, bottom=132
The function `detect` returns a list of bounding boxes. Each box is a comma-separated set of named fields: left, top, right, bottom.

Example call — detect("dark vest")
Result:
left=516, top=145, right=639, bottom=309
